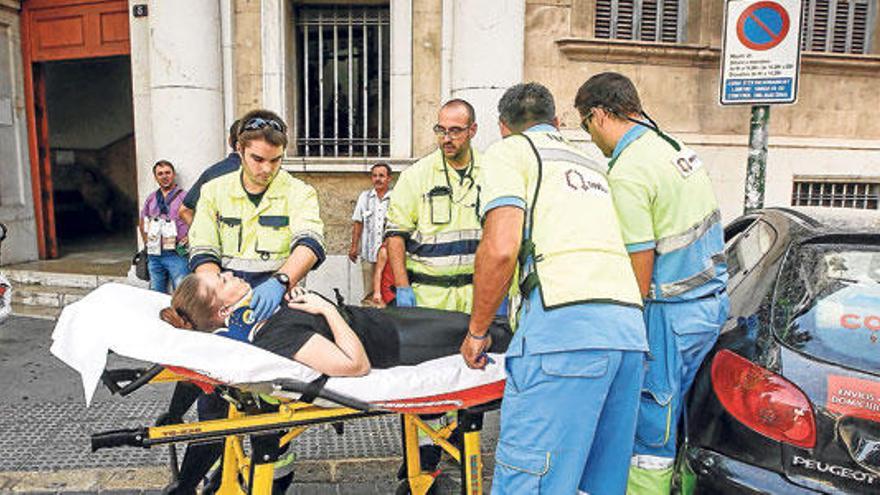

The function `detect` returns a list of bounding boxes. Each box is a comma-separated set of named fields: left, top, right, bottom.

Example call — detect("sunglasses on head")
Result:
left=240, top=117, right=285, bottom=135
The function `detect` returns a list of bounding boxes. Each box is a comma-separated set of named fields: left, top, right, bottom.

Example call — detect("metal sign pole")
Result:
left=744, top=104, right=770, bottom=213
left=720, top=0, right=802, bottom=214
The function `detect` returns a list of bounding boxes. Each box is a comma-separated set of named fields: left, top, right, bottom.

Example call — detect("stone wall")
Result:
left=0, top=1, right=39, bottom=265
left=234, top=0, right=262, bottom=117
left=524, top=0, right=880, bottom=139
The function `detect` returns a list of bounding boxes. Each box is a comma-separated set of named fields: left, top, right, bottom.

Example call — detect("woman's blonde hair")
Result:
left=159, top=274, right=220, bottom=331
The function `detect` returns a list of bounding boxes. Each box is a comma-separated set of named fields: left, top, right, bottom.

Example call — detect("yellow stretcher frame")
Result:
left=92, top=366, right=495, bottom=495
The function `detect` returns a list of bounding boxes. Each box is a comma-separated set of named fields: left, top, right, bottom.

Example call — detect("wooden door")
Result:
left=21, top=0, right=130, bottom=258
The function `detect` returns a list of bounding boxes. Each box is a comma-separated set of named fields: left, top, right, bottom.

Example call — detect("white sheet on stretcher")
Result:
left=50, top=283, right=505, bottom=407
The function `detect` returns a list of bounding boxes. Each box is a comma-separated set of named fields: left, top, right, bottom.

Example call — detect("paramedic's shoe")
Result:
left=396, top=445, right=442, bottom=479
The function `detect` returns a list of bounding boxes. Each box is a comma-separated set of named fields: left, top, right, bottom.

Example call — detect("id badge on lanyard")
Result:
left=428, top=186, right=452, bottom=224
left=145, top=217, right=162, bottom=255
left=161, top=219, right=178, bottom=251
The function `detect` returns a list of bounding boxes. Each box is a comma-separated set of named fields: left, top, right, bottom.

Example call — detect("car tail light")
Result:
left=711, top=349, right=816, bottom=449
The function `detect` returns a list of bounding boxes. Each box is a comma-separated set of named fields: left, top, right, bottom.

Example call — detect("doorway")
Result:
left=44, top=56, right=136, bottom=256
left=21, top=0, right=132, bottom=260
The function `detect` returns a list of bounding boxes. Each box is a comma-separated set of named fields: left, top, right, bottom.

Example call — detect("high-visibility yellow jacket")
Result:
left=384, top=148, right=481, bottom=312
left=479, top=130, right=642, bottom=311
left=608, top=126, right=727, bottom=301
left=189, top=170, right=325, bottom=277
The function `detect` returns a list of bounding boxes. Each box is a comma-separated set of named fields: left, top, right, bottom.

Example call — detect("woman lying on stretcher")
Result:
left=160, top=272, right=511, bottom=376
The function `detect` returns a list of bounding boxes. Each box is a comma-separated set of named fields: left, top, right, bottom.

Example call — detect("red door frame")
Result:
left=20, top=0, right=130, bottom=258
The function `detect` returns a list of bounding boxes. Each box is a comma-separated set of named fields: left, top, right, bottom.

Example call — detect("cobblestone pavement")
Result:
left=0, top=316, right=499, bottom=493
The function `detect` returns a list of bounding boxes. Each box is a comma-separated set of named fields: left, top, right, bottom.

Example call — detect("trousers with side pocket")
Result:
left=491, top=331, right=644, bottom=494
left=628, top=292, right=729, bottom=494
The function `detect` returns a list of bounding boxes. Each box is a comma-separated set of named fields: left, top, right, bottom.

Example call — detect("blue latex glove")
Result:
left=395, top=286, right=417, bottom=307
left=250, top=277, right=286, bottom=322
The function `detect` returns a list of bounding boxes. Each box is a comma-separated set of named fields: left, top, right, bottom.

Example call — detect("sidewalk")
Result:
left=0, top=316, right=499, bottom=493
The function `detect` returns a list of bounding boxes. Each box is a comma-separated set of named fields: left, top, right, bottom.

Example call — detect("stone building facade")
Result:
left=2, top=0, right=879, bottom=295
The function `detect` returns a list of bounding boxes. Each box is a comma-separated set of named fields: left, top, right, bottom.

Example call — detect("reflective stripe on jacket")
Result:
left=608, top=129, right=727, bottom=301
left=189, top=170, right=325, bottom=276
left=384, top=148, right=481, bottom=312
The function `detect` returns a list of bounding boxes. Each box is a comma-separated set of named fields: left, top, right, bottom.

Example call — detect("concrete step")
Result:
left=10, top=302, right=62, bottom=320
left=0, top=268, right=146, bottom=321
left=0, top=267, right=127, bottom=289
left=12, top=283, right=92, bottom=308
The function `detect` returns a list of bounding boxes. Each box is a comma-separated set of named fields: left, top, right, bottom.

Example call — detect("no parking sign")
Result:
left=720, top=0, right=802, bottom=105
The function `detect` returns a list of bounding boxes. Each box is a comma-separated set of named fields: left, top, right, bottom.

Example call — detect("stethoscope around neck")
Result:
left=438, top=151, right=476, bottom=204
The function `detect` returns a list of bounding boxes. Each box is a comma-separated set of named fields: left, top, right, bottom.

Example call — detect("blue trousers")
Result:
left=633, top=292, right=729, bottom=459
left=492, top=338, right=645, bottom=494
left=148, top=251, right=189, bottom=293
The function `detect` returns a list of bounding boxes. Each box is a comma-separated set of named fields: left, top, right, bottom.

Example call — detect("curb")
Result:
left=0, top=454, right=497, bottom=493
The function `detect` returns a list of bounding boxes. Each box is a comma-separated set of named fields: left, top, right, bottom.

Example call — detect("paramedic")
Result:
left=574, top=72, right=729, bottom=494
left=178, top=119, right=242, bottom=225
left=384, top=99, right=481, bottom=312
left=461, top=82, right=647, bottom=494
left=188, top=109, right=325, bottom=324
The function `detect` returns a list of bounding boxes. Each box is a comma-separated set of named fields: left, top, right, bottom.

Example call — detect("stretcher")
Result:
left=51, top=284, right=507, bottom=494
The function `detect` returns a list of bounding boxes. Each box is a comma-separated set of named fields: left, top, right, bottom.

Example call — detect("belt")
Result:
left=407, top=270, right=473, bottom=288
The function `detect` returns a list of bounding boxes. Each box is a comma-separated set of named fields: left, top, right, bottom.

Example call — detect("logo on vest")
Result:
left=565, top=169, right=609, bottom=194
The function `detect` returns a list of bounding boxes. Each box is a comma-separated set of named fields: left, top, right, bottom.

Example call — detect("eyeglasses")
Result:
left=240, top=117, right=285, bottom=135
left=580, top=110, right=594, bottom=133
left=433, top=124, right=469, bottom=139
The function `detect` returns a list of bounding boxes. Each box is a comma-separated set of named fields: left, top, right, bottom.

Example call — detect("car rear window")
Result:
left=773, top=243, right=880, bottom=375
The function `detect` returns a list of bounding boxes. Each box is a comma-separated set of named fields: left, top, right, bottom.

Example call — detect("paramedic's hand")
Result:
left=251, top=277, right=286, bottom=322
left=461, top=332, right=492, bottom=370
left=287, top=287, right=336, bottom=316
left=396, top=286, right=416, bottom=307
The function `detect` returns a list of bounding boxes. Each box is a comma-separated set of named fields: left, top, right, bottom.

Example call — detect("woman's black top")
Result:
left=252, top=305, right=511, bottom=369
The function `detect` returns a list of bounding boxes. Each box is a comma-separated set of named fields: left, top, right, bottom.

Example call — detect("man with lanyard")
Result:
left=349, top=162, right=392, bottom=305
left=384, top=99, right=481, bottom=312
left=574, top=72, right=729, bottom=494
left=174, top=110, right=325, bottom=494
left=384, top=99, right=482, bottom=476
left=461, top=82, right=646, bottom=494
left=178, top=119, right=241, bottom=225
left=139, top=160, right=189, bottom=293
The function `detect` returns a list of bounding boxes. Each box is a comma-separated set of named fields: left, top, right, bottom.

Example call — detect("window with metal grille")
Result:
left=791, top=180, right=880, bottom=209
left=294, top=5, right=390, bottom=158
left=594, top=0, right=685, bottom=43
left=801, top=0, right=875, bottom=54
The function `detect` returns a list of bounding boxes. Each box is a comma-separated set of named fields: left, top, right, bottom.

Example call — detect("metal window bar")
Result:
left=362, top=9, right=368, bottom=158
left=348, top=10, right=353, bottom=157
left=295, top=6, right=390, bottom=158
left=791, top=180, right=880, bottom=210
left=378, top=19, right=383, bottom=158
left=333, top=17, right=339, bottom=157
left=318, top=11, right=324, bottom=157
left=303, top=24, right=310, bottom=157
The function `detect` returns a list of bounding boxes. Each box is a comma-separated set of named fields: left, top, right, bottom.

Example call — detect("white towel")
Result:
left=51, top=283, right=504, bottom=406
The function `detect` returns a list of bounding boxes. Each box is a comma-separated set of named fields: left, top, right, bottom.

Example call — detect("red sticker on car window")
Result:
left=827, top=375, right=880, bottom=422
